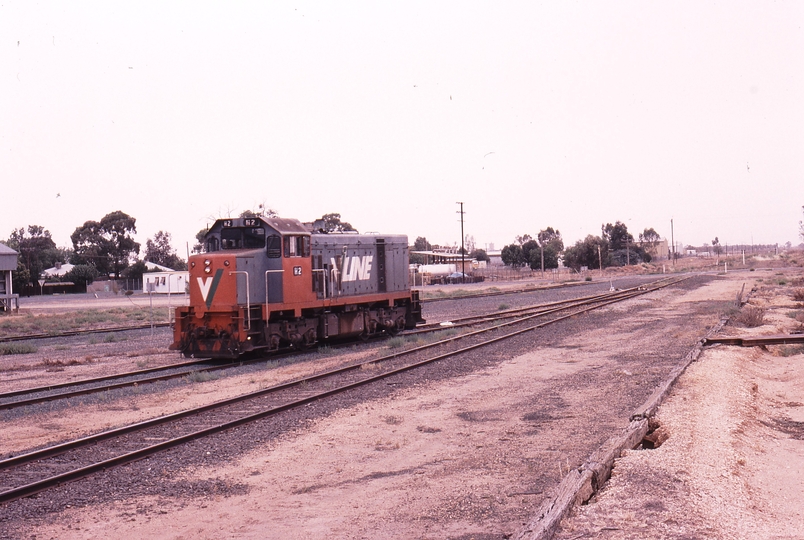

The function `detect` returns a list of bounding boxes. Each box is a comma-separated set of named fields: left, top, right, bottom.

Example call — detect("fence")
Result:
left=474, top=266, right=585, bottom=283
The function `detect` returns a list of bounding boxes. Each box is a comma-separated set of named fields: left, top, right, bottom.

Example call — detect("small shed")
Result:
left=0, top=243, right=19, bottom=312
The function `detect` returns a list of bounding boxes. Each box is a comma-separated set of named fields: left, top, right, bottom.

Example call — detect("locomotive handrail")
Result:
left=330, top=268, right=340, bottom=296
left=229, top=271, right=251, bottom=330
left=264, top=269, right=285, bottom=310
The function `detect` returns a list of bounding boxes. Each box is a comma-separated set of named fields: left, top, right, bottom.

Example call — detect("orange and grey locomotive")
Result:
left=170, top=217, right=424, bottom=359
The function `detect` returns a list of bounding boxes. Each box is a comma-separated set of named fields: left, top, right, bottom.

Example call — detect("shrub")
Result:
left=792, top=289, right=804, bottom=302
left=736, top=305, right=766, bottom=327
left=0, top=343, right=37, bottom=355
left=387, top=337, right=405, bottom=349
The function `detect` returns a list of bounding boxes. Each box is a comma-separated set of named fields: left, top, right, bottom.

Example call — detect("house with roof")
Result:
left=0, top=243, right=19, bottom=312
left=142, top=261, right=189, bottom=294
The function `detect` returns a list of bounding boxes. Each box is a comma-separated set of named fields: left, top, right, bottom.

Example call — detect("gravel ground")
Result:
left=0, top=272, right=764, bottom=538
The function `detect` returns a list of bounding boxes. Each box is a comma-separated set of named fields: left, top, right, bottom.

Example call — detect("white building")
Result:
left=143, top=271, right=189, bottom=294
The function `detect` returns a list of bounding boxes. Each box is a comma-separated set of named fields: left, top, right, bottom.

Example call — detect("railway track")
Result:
left=0, top=276, right=686, bottom=504
left=418, top=278, right=590, bottom=303
left=0, top=322, right=171, bottom=343
left=0, top=279, right=670, bottom=412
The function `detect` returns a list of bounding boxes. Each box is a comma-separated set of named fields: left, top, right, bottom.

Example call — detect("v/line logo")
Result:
left=333, top=255, right=373, bottom=282
left=197, top=269, right=224, bottom=308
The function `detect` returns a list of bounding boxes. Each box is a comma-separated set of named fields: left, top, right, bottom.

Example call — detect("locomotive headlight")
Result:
left=224, top=260, right=230, bottom=267
left=191, top=262, right=196, bottom=268
left=204, top=259, right=211, bottom=266
left=204, top=267, right=211, bottom=274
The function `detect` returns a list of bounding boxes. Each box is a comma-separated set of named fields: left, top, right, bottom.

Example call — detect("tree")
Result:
left=602, top=222, right=633, bottom=251
left=470, top=248, right=490, bottom=262
left=193, top=228, right=209, bottom=253
left=712, top=237, right=722, bottom=255
left=144, top=231, right=187, bottom=270
left=602, top=221, right=649, bottom=266
left=5, top=225, right=61, bottom=291
left=563, top=235, right=609, bottom=271
left=639, top=228, right=660, bottom=249
left=71, top=211, right=140, bottom=279
left=240, top=204, right=278, bottom=219
left=410, top=237, right=432, bottom=265
left=122, top=260, right=148, bottom=282
left=521, top=239, right=540, bottom=269
left=318, top=213, right=356, bottom=233
left=63, top=265, right=100, bottom=287
left=501, top=244, right=525, bottom=267
left=800, top=206, right=804, bottom=242
left=536, top=227, right=564, bottom=270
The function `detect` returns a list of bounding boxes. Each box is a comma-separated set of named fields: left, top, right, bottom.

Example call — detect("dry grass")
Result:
left=736, top=305, right=766, bottom=327
left=0, top=307, right=160, bottom=337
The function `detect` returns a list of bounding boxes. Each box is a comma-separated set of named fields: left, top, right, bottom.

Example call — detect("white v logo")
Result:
left=198, top=276, right=214, bottom=302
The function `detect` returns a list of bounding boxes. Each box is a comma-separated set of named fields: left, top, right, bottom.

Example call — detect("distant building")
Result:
left=143, top=271, right=189, bottom=294
left=0, top=243, right=19, bottom=312
left=42, top=262, right=75, bottom=277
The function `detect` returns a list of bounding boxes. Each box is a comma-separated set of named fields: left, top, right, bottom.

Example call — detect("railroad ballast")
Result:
left=170, top=216, right=424, bottom=359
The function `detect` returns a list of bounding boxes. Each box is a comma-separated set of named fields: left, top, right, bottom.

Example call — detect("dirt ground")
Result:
left=2, top=269, right=803, bottom=539
left=554, top=271, right=804, bottom=540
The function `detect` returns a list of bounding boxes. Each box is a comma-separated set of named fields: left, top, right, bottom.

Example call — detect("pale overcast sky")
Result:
left=2, top=1, right=803, bottom=255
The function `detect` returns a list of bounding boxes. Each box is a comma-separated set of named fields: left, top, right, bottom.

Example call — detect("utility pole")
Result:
left=597, top=245, right=603, bottom=276
left=671, top=219, right=675, bottom=267
left=456, top=202, right=466, bottom=284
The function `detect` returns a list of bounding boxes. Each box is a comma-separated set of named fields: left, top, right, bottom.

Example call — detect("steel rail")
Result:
left=0, top=280, right=669, bottom=410
left=418, top=279, right=592, bottom=303
left=0, top=276, right=686, bottom=503
left=0, top=323, right=171, bottom=343
left=409, top=281, right=674, bottom=333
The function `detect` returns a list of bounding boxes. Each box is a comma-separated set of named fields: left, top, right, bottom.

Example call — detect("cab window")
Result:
left=221, top=228, right=243, bottom=249
left=283, top=235, right=311, bottom=257
left=244, top=227, right=266, bottom=248
left=267, top=235, right=281, bottom=258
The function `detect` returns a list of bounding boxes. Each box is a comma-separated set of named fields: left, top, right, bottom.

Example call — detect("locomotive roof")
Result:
left=260, top=217, right=310, bottom=235
left=208, top=217, right=309, bottom=235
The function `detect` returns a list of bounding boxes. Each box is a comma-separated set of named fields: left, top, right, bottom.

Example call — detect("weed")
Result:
left=42, top=357, right=63, bottom=366
left=374, top=440, right=400, bottom=451
left=104, top=333, right=126, bottom=343
left=383, top=415, right=403, bottom=425
left=792, top=289, right=804, bottom=302
left=585, top=276, right=592, bottom=281
left=186, top=370, right=219, bottom=383
left=736, top=305, right=766, bottom=327
left=135, top=360, right=148, bottom=369
left=0, top=343, right=37, bottom=355
left=498, top=303, right=510, bottom=311
left=439, top=328, right=458, bottom=338
left=777, top=345, right=804, bottom=357
left=387, top=337, right=405, bottom=349
left=777, top=279, right=788, bottom=286
left=317, top=345, right=333, bottom=356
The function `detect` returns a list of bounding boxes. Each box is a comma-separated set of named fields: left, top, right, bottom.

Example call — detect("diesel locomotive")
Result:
left=170, top=216, right=424, bottom=359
